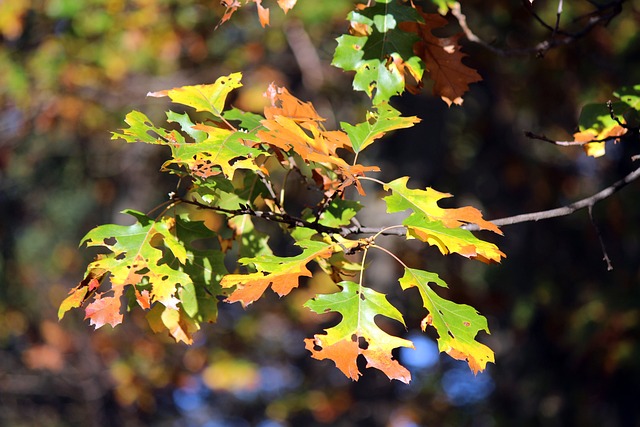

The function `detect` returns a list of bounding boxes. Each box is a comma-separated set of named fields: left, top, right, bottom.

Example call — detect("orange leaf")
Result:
left=277, top=0, right=297, bottom=13
left=220, top=240, right=335, bottom=307
left=255, top=0, right=270, bottom=27
left=260, top=84, right=379, bottom=195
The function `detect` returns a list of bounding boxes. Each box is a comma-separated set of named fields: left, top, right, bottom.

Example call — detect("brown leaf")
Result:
left=400, top=12, right=481, bottom=106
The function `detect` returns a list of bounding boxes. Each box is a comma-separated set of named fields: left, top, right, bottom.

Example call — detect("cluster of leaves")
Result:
left=574, top=85, right=640, bottom=157
left=59, top=68, right=503, bottom=382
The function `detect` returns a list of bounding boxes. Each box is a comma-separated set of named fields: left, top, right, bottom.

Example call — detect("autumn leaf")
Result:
left=341, top=103, right=420, bottom=153
left=400, top=11, right=481, bottom=106
left=574, top=102, right=629, bottom=158
left=163, top=124, right=267, bottom=179
left=384, top=177, right=504, bottom=263
left=259, top=84, right=379, bottom=195
left=77, top=210, right=192, bottom=330
left=84, top=292, right=124, bottom=329
left=148, top=72, right=243, bottom=117
left=399, top=268, right=494, bottom=374
left=332, top=1, right=424, bottom=103
left=220, top=240, right=335, bottom=307
left=304, top=281, right=414, bottom=383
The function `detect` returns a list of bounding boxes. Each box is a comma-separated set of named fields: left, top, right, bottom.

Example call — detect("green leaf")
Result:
left=223, top=107, right=266, bottom=131
left=304, top=281, right=413, bottom=383
left=318, top=199, right=362, bottom=228
left=82, top=210, right=192, bottom=307
left=332, top=2, right=424, bottom=103
left=163, top=126, right=266, bottom=179
left=112, top=110, right=185, bottom=145
left=399, top=268, right=494, bottom=374
left=577, top=102, right=628, bottom=134
left=614, top=84, right=640, bottom=110
left=341, top=103, right=420, bottom=153
left=166, top=111, right=207, bottom=142
left=430, top=0, right=457, bottom=15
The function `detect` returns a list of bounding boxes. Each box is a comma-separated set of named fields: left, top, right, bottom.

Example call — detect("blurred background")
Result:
left=1, top=0, right=639, bottom=426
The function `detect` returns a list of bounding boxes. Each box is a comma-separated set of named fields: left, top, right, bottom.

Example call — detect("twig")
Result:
left=588, top=204, right=613, bottom=270
left=452, top=1, right=626, bottom=57
left=524, top=130, right=610, bottom=146
left=464, top=166, right=640, bottom=230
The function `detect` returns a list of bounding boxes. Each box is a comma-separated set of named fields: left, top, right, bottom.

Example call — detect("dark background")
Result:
left=1, top=0, right=639, bottom=426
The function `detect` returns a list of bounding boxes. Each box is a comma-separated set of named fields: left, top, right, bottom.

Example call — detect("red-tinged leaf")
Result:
left=84, top=290, right=124, bottom=329
left=304, top=281, right=414, bottom=383
left=163, top=124, right=267, bottom=179
left=220, top=240, right=335, bottom=307
left=75, top=210, right=193, bottom=321
left=399, top=268, right=494, bottom=374
left=400, top=12, right=481, bottom=106
left=58, top=271, right=106, bottom=320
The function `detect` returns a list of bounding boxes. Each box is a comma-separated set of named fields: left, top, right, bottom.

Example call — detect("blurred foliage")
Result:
left=1, top=0, right=640, bottom=426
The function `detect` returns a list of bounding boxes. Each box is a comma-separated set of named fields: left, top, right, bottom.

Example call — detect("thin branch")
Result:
left=464, top=166, right=640, bottom=230
left=524, top=131, right=610, bottom=146
left=452, top=1, right=626, bottom=57
left=588, top=204, right=613, bottom=270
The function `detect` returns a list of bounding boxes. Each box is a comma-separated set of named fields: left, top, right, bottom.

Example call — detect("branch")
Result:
left=464, top=166, right=640, bottom=231
left=524, top=131, right=608, bottom=146
left=174, top=195, right=408, bottom=238
left=451, top=1, right=626, bottom=57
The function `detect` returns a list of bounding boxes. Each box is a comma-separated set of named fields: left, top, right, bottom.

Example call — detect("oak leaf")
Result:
left=341, top=103, right=420, bottom=153
left=220, top=240, right=335, bottom=307
left=332, top=1, right=424, bottom=103
left=399, top=268, right=494, bottom=374
left=259, top=84, right=379, bottom=195
left=304, top=281, right=414, bottom=383
left=400, top=12, right=481, bottom=106
left=384, top=177, right=504, bottom=263
left=70, top=210, right=192, bottom=334
left=148, top=72, right=243, bottom=117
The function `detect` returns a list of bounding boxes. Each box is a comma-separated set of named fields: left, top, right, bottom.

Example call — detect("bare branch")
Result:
left=452, top=0, right=626, bottom=57
left=465, top=166, right=640, bottom=230
left=524, top=131, right=592, bottom=146
left=588, top=204, right=613, bottom=270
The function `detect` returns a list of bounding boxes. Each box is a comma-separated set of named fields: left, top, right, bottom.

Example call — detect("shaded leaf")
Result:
left=400, top=11, right=481, bottom=106
left=574, top=102, right=629, bottom=158
left=220, top=240, right=335, bottom=307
